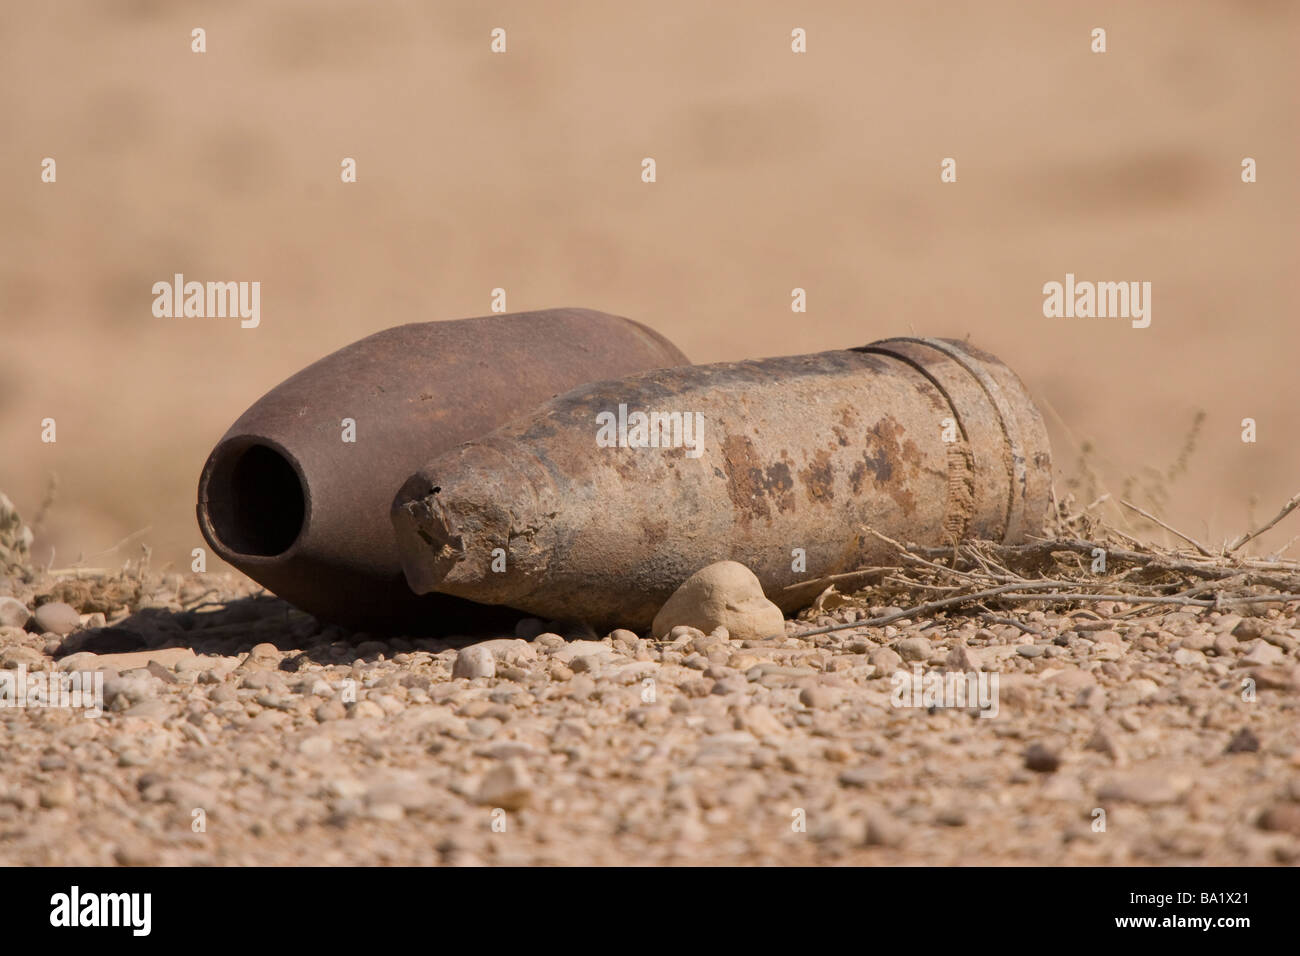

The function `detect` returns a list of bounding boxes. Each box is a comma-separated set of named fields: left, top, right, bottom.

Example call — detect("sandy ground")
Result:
left=1, top=567, right=1299, bottom=866
left=2, top=0, right=1299, bottom=570
left=2, top=2, right=1299, bottom=867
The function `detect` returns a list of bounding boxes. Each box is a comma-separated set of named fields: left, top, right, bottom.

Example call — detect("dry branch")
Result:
left=791, top=491, right=1300, bottom=639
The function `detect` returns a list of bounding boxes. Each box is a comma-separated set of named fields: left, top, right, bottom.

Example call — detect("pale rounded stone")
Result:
left=40, top=779, right=76, bottom=808
left=798, top=684, right=834, bottom=709
left=868, top=646, right=903, bottom=678
left=1, top=645, right=42, bottom=669
left=895, top=637, right=932, bottom=662
left=472, top=638, right=537, bottom=665
left=0, top=596, right=29, bottom=629
left=32, top=601, right=79, bottom=636
left=247, top=642, right=281, bottom=664
left=548, top=661, right=573, bottom=681
left=944, top=643, right=980, bottom=672
left=452, top=645, right=496, bottom=679
left=1096, top=772, right=1190, bottom=805
left=651, top=561, right=784, bottom=642
left=741, top=703, right=786, bottom=737
left=347, top=699, right=385, bottom=720
left=548, top=640, right=616, bottom=664
left=669, top=625, right=705, bottom=645
left=314, top=700, right=346, bottom=722
left=477, top=758, right=533, bottom=810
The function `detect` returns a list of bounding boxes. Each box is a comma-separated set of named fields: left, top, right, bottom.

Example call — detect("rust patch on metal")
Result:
left=799, top=448, right=835, bottom=504
left=849, top=460, right=868, bottom=495
left=722, top=434, right=771, bottom=522
left=765, top=459, right=797, bottom=513
left=857, top=417, right=922, bottom=515
left=722, top=435, right=797, bottom=520
left=833, top=405, right=858, bottom=448
left=640, top=517, right=672, bottom=548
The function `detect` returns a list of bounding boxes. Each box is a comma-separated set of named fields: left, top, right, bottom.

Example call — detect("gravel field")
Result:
left=3, top=0, right=1297, bottom=877
left=2, top=565, right=1298, bottom=867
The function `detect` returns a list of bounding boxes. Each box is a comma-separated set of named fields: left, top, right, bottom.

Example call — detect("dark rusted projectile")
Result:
left=196, top=309, right=689, bottom=629
left=392, top=337, right=1052, bottom=630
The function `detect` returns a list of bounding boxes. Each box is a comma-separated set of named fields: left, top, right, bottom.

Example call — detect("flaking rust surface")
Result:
left=393, top=337, right=1050, bottom=627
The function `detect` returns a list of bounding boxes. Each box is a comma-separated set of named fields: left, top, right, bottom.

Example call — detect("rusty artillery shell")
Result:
left=196, top=309, right=689, bottom=629
left=391, top=337, right=1052, bottom=630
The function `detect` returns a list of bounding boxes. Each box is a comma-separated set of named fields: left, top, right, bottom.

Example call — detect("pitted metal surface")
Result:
left=394, top=337, right=1052, bottom=630
left=196, top=309, right=689, bottom=629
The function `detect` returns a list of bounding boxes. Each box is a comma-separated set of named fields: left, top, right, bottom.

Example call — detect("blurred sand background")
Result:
left=1, top=0, right=1297, bottom=575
